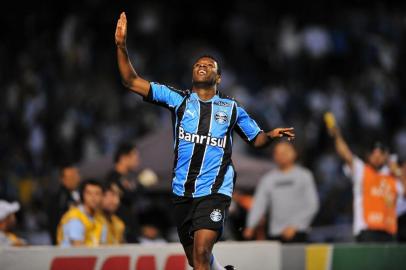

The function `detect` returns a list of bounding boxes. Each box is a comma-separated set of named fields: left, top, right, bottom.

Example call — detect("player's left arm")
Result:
left=234, top=103, right=295, bottom=148
left=252, top=128, right=295, bottom=148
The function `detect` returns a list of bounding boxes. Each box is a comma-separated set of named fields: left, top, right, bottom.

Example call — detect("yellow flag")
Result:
left=324, top=112, right=336, bottom=129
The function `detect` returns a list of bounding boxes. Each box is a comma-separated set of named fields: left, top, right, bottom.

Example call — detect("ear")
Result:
left=216, top=75, right=221, bottom=85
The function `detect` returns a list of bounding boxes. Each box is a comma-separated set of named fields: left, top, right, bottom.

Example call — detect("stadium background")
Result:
left=1, top=0, right=406, bottom=248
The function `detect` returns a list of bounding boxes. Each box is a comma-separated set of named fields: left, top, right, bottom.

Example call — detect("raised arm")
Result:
left=115, top=12, right=150, bottom=97
left=324, top=112, right=353, bottom=167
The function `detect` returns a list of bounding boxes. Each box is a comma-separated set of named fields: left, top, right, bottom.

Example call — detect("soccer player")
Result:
left=115, top=12, right=295, bottom=270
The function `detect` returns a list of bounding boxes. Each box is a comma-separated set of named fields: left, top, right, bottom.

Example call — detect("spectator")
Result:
left=138, top=224, right=167, bottom=245
left=243, top=141, right=319, bottom=243
left=105, top=142, right=140, bottom=242
left=47, top=162, right=81, bottom=245
left=0, top=201, right=26, bottom=246
left=326, top=113, right=405, bottom=242
left=106, top=142, right=140, bottom=196
left=102, top=182, right=125, bottom=245
left=397, top=159, right=406, bottom=242
left=57, top=179, right=106, bottom=246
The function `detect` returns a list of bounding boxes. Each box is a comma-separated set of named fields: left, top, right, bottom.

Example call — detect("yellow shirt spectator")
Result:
left=105, top=214, right=125, bottom=244
left=57, top=205, right=106, bottom=247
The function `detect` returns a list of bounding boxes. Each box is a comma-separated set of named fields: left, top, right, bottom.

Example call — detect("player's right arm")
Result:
left=325, top=112, right=353, bottom=167
left=115, top=12, right=150, bottom=97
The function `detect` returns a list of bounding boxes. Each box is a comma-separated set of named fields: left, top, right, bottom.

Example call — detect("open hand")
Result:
left=268, top=127, right=295, bottom=141
left=242, top=228, right=255, bottom=240
left=115, top=12, right=127, bottom=48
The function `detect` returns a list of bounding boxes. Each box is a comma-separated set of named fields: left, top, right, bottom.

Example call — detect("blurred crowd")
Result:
left=1, top=0, right=406, bottom=245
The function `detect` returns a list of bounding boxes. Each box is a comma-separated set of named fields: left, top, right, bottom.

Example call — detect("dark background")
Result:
left=1, top=0, right=406, bottom=243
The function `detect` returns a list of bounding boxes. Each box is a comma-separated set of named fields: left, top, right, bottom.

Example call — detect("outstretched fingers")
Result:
left=279, top=127, right=295, bottom=140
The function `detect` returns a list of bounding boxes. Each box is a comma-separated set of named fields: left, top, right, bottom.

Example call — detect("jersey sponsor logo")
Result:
left=215, top=111, right=228, bottom=124
left=210, top=209, right=222, bottom=222
left=178, top=127, right=226, bottom=148
left=214, top=100, right=232, bottom=107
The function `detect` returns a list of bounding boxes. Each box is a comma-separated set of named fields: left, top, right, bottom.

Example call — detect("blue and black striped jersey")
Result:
left=144, top=82, right=262, bottom=198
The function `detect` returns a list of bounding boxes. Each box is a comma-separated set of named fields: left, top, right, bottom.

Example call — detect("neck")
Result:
left=103, top=210, right=112, bottom=220
left=62, top=181, right=73, bottom=191
left=279, top=163, right=295, bottom=172
left=371, top=164, right=383, bottom=170
left=115, top=163, right=128, bottom=175
left=83, top=204, right=96, bottom=217
left=192, top=84, right=217, bottom=101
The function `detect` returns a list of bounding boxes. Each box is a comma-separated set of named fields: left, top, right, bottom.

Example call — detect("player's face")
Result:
left=102, top=190, right=120, bottom=214
left=273, top=142, right=297, bottom=168
left=83, top=184, right=103, bottom=211
left=192, top=57, right=220, bottom=86
left=367, top=148, right=388, bottom=169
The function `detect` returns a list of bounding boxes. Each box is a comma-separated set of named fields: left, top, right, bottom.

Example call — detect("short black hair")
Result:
left=367, top=141, right=389, bottom=153
left=195, top=55, right=222, bottom=76
left=79, top=179, right=104, bottom=202
left=58, top=161, right=76, bottom=177
left=114, top=142, right=137, bottom=163
left=103, top=181, right=122, bottom=197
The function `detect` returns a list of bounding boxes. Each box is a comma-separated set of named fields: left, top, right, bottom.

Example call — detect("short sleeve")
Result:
left=143, top=82, right=185, bottom=109
left=343, top=156, right=365, bottom=184
left=63, top=219, right=85, bottom=242
left=234, top=104, right=262, bottom=142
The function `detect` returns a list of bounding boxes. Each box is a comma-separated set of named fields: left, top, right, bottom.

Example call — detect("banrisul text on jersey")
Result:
left=178, top=127, right=227, bottom=148
left=144, top=82, right=262, bottom=198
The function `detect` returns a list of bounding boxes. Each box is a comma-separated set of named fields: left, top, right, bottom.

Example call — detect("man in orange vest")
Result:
left=325, top=113, right=405, bottom=242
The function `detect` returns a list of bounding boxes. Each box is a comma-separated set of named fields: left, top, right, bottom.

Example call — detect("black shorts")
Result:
left=172, top=193, right=231, bottom=247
